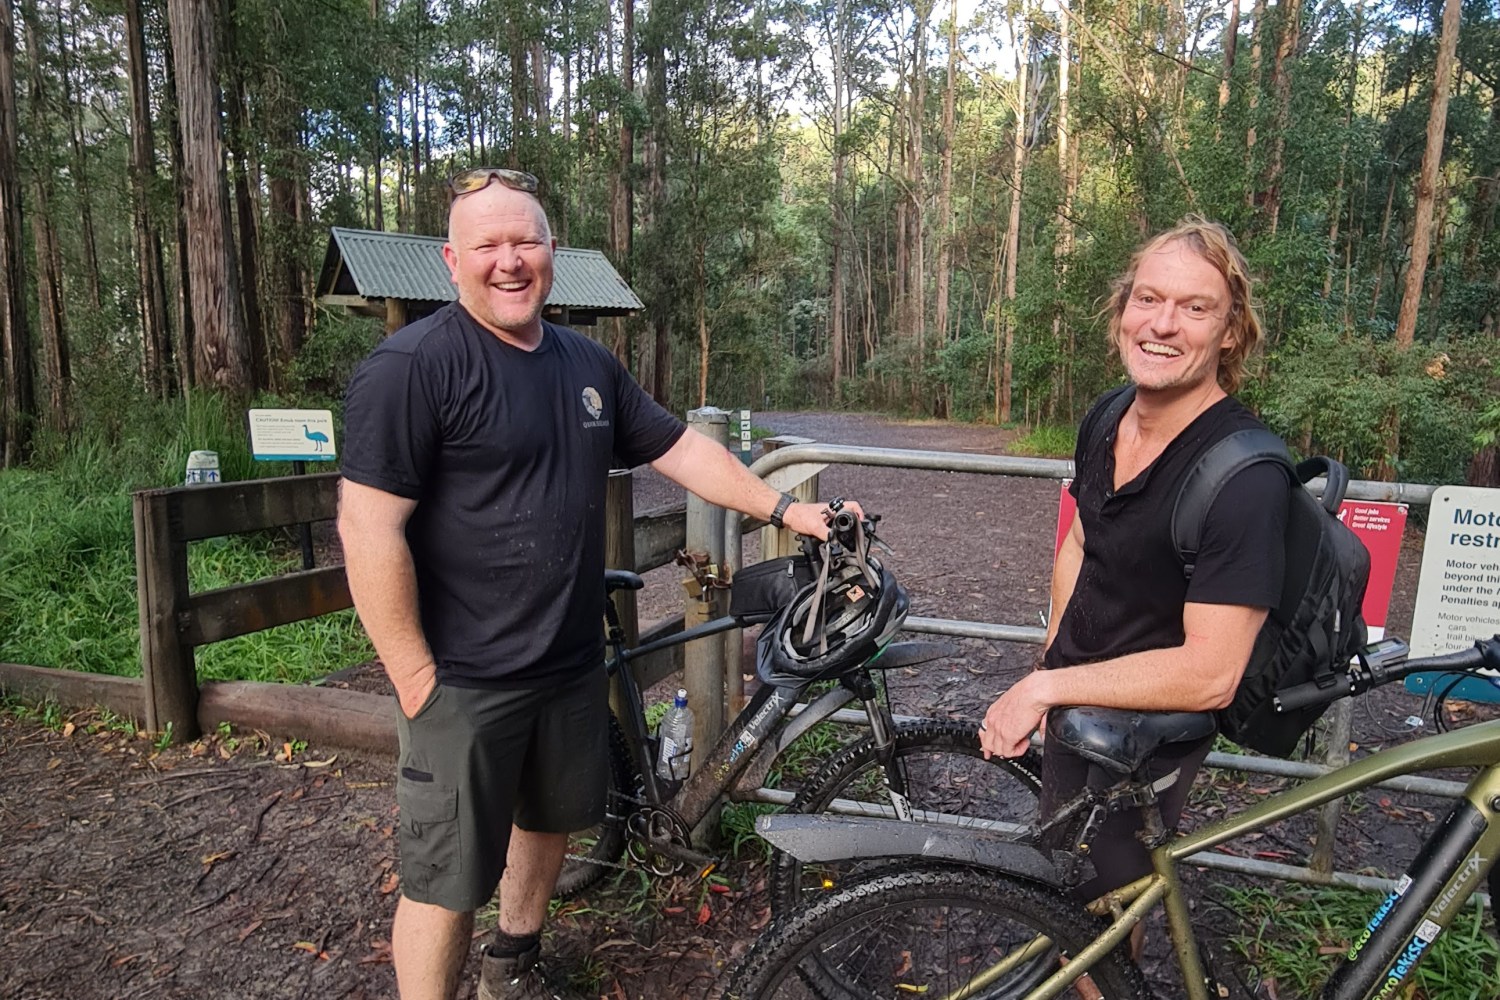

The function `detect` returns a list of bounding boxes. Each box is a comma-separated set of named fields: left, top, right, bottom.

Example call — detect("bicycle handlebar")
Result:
left=1274, top=635, right=1500, bottom=714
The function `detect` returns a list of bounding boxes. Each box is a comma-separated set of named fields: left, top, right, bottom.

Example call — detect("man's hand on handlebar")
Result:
left=782, top=498, right=865, bottom=541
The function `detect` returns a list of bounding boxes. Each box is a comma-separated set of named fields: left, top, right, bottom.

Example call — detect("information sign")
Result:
left=248, top=408, right=338, bottom=462
left=1406, top=486, right=1500, bottom=702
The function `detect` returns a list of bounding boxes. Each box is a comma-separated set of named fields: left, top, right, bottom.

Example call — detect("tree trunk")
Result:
left=609, top=0, right=634, bottom=364
left=21, top=0, right=70, bottom=434
left=168, top=0, right=252, bottom=395
left=125, top=0, right=173, bottom=397
left=1000, top=5, right=1029, bottom=424
left=56, top=0, right=101, bottom=311
left=933, top=0, right=958, bottom=357
left=908, top=0, right=929, bottom=366
left=161, top=15, right=196, bottom=391
left=223, top=0, right=267, bottom=391
left=371, top=0, right=384, bottom=230
left=1216, top=0, right=1240, bottom=129
left=1243, top=0, right=1266, bottom=205
left=1393, top=0, right=1460, bottom=349
left=0, top=0, right=35, bottom=465
left=1054, top=0, right=1077, bottom=418
left=1260, top=0, right=1301, bottom=235
left=1324, top=0, right=1364, bottom=302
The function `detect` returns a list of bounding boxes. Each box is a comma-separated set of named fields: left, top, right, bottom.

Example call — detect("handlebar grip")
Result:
left=1275, top=676, right=1353, bottom=713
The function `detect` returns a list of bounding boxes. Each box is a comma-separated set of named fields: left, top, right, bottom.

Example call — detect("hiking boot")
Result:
left=477, top=943, right=587, bottom=1000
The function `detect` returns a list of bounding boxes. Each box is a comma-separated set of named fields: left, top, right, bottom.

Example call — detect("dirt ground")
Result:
left=1, top=411, right=1488, bottom=1000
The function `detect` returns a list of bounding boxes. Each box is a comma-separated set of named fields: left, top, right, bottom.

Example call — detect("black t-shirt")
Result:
left=1044, top=387, right=1288, bottom=670
left=341, top=304, right=686, bottom=687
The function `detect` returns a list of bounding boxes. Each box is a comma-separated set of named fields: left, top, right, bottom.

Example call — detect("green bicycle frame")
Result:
left=1005, top=718, right=1500, bottom=1000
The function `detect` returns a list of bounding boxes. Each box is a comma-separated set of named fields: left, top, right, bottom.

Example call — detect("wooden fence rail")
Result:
left=2, top=449, right=802, bottom=748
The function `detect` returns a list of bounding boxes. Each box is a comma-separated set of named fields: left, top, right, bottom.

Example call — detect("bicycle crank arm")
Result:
left=638, top=834, right=719, bottom=873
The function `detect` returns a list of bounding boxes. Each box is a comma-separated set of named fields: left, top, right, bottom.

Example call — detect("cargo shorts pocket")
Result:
left=397, top=776, right=461, bottom=877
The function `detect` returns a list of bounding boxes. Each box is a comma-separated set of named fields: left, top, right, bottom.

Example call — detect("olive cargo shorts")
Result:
left=394, top=669, right=609, bottom=911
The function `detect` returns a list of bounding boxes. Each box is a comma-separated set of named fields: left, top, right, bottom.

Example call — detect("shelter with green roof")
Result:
left=316, top=227, right=643, bottom=333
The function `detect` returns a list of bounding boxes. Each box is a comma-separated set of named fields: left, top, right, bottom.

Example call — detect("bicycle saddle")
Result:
left=1047, top=707, right=1215, bottom=775
left=605, top=569, right=644, bottom=593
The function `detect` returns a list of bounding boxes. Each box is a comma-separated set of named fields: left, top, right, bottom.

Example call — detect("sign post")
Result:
left=248, top=409, right=338, bottom=570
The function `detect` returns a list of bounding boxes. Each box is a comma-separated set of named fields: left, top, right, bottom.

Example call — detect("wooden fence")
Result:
left=0, top=435, right=811, bottom=753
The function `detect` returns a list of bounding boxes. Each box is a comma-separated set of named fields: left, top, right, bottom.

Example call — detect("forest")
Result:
left=0, top=0, right=1498, bottom=485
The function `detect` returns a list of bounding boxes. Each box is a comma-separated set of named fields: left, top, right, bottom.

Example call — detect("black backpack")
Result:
left=1091, top=388, right=1371, bottom=757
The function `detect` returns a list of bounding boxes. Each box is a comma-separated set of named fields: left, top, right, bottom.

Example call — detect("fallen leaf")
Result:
left=695, top=902, right=712, bottom=925
left=62, top=721, right=76, bottom=738
left=238, top=920, right=263, bottom=942
left=709, top=883, right=731, bottom=894
left=379, top=872, right=400, bottom=895
left=663, top=906, right=685, bottom=915
left=111, top=954, right=141, bottom=968
left=894, top=951, right=913, bottom=976
left=47, top=758, right=61, bottom=770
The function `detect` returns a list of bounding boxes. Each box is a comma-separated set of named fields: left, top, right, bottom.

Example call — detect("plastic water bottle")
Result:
left=655, top=689, right=694, bottom=781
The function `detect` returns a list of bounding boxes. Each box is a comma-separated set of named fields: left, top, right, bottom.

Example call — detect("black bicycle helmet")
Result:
left=756, top=555, right=910, bottom=684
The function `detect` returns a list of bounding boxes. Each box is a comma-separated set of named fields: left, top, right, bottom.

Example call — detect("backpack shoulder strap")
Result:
left=1172, top=428, right=1294, bottom=580
left=1081, top=385, right=1136, bottom=468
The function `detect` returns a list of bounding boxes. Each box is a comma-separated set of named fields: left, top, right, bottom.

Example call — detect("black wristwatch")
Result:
left=768, top=492, right=798, bottom=529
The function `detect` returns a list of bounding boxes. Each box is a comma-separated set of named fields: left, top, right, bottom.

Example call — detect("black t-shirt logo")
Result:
left=581, top=387, right=603, bottom=419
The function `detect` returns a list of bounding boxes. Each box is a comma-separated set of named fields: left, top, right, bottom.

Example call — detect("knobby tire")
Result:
left=770, top=719, right=1043, bottom=914
left=724, top=865, right=1150, bottom=1000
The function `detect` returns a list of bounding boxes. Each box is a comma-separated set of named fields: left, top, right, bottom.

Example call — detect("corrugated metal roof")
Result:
left=549, top=248, right=644, bottom=312
left=323, top=228, right=642, bottom=312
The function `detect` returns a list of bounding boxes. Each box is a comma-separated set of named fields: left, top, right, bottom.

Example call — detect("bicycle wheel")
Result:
left=770, top=719, right=1043, bottom=913
left=554, top=714, right=638, bottom=898
left=725, top=865, right=1149, bottom=1000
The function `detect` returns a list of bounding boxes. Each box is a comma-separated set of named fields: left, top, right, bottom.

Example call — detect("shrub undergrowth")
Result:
left=0, top=390, right=371, bottom=683
left=1224, top=883, right=1499, bottom=997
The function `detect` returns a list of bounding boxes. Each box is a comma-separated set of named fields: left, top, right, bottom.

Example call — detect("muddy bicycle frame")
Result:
left=602, top=571, right=950, bottom=868
left=758, top=639, right=1500, bottom=1000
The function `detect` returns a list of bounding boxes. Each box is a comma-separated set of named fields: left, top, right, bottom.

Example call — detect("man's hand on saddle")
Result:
left=979, top=672, right=1048, bottom=759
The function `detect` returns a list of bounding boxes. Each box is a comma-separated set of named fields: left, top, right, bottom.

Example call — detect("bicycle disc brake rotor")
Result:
left=626, top=807, right=693, bottom=876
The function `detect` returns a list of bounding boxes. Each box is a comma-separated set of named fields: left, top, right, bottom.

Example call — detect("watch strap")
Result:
left=769, top=492, right=798, bottom=529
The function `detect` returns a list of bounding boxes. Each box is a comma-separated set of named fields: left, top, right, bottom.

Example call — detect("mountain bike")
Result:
left=726, top=634, right=1500, bottom=1000
left=557, top=511, right=1044, bottom=905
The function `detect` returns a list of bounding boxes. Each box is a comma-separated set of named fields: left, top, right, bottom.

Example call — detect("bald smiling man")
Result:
left=337, top=168, right=848, bottom=1000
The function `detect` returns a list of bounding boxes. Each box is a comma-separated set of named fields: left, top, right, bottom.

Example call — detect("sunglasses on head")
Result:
left=447, top=167, right=540, bottom=198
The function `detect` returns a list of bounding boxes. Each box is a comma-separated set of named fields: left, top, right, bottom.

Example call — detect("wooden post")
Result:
left=134, top=489, right=199, bottom=741
left=684, top=407, right=729, bottom=776
left=758, top=435, right=818, bottom=558
left=1309, top=698, right=1354, bottom=876
left=604, top=470, right=639, bottom=647
left=383, top=296, right=406, bottom=335
left=604, top=468, right=644, bottom=759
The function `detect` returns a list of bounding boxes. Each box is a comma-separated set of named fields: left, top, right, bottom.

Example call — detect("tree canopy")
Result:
left=1, top=0, right=1497, bottom=484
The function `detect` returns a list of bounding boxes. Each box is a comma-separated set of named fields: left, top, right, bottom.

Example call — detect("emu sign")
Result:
left=248, top=408, right=338, bottom=462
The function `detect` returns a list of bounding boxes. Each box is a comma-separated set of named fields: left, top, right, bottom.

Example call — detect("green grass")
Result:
left=1224, top=883, right=1499, bottom=997
left=1010, top=424, right=1077, bottom=458
left=1, top=391, right=371, bottom=685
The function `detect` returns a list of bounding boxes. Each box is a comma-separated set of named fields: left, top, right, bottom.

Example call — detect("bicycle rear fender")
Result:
left=756, top=814, right=1062, bottom=889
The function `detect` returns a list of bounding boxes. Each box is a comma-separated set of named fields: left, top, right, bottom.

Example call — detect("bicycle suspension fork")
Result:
left=848, top=671, right=913, bottom=821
